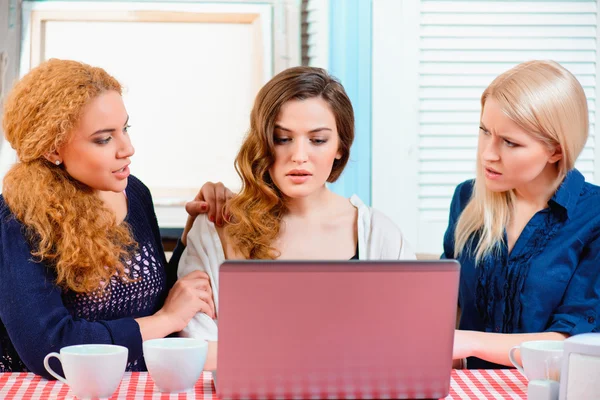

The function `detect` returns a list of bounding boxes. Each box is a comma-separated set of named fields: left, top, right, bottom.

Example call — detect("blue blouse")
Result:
left=443, top=169, right=600, bottom=369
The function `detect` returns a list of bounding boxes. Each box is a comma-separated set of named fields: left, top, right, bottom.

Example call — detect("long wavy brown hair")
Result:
left=2, top=59, right=135, bottom=293
left=226, top=66, right=355, bottom=259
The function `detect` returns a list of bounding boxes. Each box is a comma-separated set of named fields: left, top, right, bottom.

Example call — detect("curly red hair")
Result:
left=225, top=67, right=354, bottom=259
left=2, top=59, right=135, bottom=293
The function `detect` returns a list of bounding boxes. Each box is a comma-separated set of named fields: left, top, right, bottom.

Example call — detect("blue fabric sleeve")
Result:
left=0, top=217, right=143, bottom=379
left=546, top=233, right=600, bottom=336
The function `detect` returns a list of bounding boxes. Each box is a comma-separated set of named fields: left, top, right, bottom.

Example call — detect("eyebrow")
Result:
left=274, top=124, right=332, bottom=133
left=90, top=115, right=129, bottom=136
left=479, top=122, right=521, bottom=142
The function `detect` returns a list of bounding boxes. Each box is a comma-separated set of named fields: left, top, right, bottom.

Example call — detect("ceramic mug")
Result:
left=44, top=344, right=128, bottom=399
left=509, top=340, right=564, bottom=381
left=143, top=337, right=208, bottom=393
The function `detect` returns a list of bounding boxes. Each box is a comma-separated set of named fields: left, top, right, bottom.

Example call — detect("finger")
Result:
left=200, top=293, right=216, bottom=319
left=215, top=182, right=226, bottom=227
left=180, top=270, right=210, bottom=281
left=185, top=200, right=209, bottom=218
left=199, top=182, right=219, bottom=223
left=180, top=275, right=214, bottom=300
left=197, top=297, right=216, bottom=319
left=197, top=182, right=217, bottom=202
left=188, top=281, right=213, bottom=298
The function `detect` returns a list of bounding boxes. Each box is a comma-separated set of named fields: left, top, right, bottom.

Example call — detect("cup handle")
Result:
left=43, top=352, right=69, bottom=385
left=508, top=345, right=525, bottom=375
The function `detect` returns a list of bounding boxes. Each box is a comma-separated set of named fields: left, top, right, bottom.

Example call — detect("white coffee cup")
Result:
left=509, top=340, right=564, bottom=381
left=143, top=337, right=208, bottom=393
left=44, top=344, right=128, bottom=399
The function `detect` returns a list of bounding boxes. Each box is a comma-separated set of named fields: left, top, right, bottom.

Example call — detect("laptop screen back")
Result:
left=217, top=260, right=460, bottom=399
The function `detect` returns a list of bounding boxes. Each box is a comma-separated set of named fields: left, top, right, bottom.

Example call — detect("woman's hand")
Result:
left=182, top=182, right=234, bottom=245
left=158, top=270, right=216, bottom=331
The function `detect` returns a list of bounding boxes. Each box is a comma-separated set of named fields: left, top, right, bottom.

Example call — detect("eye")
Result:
left=123, top=125, right=131, bottom=134
left=95, top=137, right=112, bottom=145
left=504, top=139, right=517, bottom=147
left=274, top=137, right=291, bottom=144
left=311, top=139, right=327, bottom=145
left=479, top=127, right=490, bottom=135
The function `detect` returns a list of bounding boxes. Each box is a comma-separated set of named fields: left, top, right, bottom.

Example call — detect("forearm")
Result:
left=204, top=341, right=218, bottom=371
left=459, top=330, right=567, bottom=366
left=135, top=312, right=177, bottom=341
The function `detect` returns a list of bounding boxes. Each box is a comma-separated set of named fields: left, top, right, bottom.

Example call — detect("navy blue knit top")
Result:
left=443, top=169, right=600, bottom=369
left=0, top=175, right=181, bottom=378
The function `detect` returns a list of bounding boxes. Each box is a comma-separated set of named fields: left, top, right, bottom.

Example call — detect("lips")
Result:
left=113, top=164, right=130, bottom=174
left=485, top=166, right=501, bottom=175
left=286, top=169, right=312, bottom=184
left=112, top=164, right=131, bottom=180
left=286, top=169, right=312, bottom=177
left=484, top=166, right=502, bottom=180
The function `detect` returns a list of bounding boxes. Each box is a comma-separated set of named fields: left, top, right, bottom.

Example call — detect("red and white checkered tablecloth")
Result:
left=0, top=370, right=527, bottom=399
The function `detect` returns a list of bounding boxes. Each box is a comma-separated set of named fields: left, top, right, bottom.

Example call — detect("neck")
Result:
left=96, top=190, right=127, bottom=223
left=513, top=165, right=561, bottom=209
left=284, top=185, right=336, bottom=218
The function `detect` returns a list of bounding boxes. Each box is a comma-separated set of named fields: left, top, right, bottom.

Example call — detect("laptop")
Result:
left=216, top=260, right=460, bottom=399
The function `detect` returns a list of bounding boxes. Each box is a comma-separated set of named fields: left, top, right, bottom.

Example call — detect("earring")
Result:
left=55, top=160, right=61, bottom=166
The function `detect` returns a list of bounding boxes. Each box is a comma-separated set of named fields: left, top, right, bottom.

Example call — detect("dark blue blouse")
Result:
left=0, top=176, right=183, bottom=378
left=443, top=169, right=600, bottom=369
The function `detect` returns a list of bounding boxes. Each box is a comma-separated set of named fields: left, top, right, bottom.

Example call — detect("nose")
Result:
left=480, top=135, right=500, bottom=162
left=117, top=133, right=135, bottom=159
left=291, top=139, right=308, bottom=164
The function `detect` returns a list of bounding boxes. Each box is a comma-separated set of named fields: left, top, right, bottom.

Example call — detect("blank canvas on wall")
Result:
left=2, top=1, right=299, bottom=227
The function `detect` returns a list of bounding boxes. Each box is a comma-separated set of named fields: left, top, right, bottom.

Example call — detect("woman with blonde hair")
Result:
left=177, top=66, right=415, bottom=368
left=446, top=60, right=600, bottom=369
left=0, top=59, right=215, bottom=377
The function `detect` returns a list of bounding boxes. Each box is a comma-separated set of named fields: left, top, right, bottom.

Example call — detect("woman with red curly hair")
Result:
left=178, top=67, right=416, bottom=367
left=0, top=59, right=214, bottom=377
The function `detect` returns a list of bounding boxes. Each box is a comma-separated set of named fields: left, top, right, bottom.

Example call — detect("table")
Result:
left=0, top=370, right=527, bottom=399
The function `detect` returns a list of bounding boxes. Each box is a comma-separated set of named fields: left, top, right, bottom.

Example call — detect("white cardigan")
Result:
left=177, top=195, right=416, bottom=341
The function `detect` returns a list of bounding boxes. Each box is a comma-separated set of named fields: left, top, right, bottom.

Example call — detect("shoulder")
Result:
left=0, top=195, right=24, bottom=235
left=448, top=179, right=475, bottom=217
left=569, top=180, right=600, bottom=239
left=351, top=195, right=401, bottom=234
left=126, top=175, right=151, bottom=199
left=0, top=194, right=10, bottom=220
left=452, top=179, right=475, bottom=205
left=351, top=195, right=415, bottom=259
left=125, top=175, right=154, bottom=217
left=578, top=181, right=600, bottom=204
left=370, top=208, right=403, bottom=237
left=178, top=214, right=226, bottom=276
left=0, top=195, right=35, bottom=264
left=188, top=214, right=222, bottom=248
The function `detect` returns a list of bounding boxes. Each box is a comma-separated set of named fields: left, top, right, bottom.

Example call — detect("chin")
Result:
left=106, top=179, right=129, bottom=193
left=483, top=180, right=512, bottom=193
left=280, top=186, right=317, bottom=199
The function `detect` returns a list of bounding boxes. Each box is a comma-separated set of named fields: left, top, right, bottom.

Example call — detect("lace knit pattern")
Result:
left=62, top=242, right=165, bottom=371
left=0, top=176, right=172, bottom=373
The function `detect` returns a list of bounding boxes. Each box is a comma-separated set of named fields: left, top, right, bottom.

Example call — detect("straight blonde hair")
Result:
left=454, top=60, right=589, bottom=262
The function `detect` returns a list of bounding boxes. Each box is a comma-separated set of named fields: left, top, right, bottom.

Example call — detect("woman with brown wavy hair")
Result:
left=0, top=59, right=215, bottom=378
left=178, top=66, right=415, bottom=367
